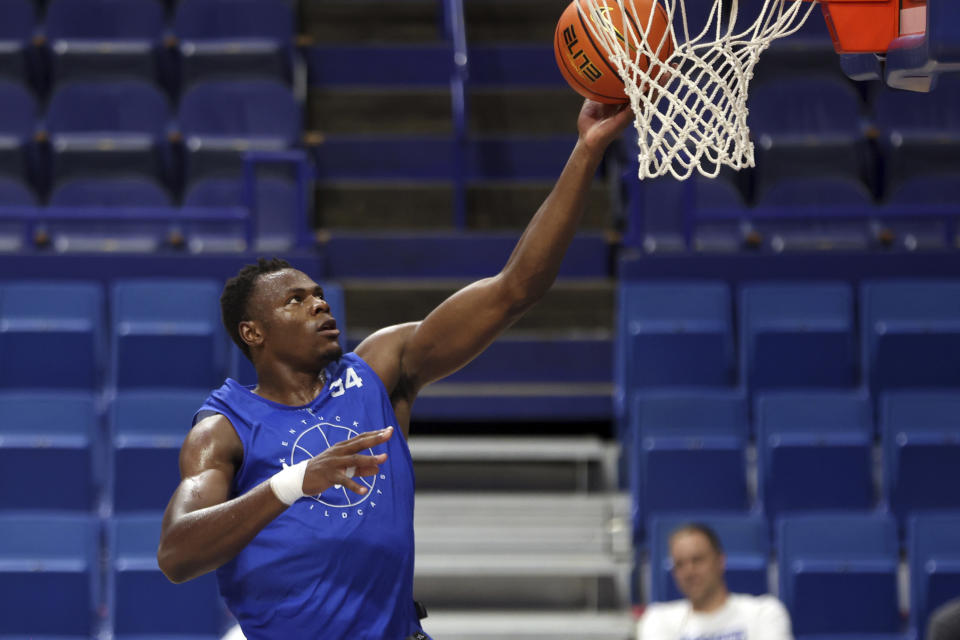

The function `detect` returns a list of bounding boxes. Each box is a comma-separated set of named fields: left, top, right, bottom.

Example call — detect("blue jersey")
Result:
left=196, top=353, right=428, bottom=640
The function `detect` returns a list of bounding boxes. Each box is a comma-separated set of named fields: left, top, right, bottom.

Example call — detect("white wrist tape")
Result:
left=269, top=460, right=308, bottom=506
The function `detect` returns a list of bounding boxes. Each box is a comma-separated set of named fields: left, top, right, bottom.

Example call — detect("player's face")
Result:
left=669, top=531, right=726, bottom=607
left=249, top=269, right=343, bottom=365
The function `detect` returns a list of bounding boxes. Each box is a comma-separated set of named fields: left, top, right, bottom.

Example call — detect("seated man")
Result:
left=638, top=523, right=792, bottom=640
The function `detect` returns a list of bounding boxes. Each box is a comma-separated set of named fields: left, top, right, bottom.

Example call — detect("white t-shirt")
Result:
left=637, top=593, right=793, bottom=640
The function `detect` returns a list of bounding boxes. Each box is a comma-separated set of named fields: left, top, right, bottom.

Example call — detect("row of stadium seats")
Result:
left=0, top=512, right=224, bottom=639
left=0, top=279, right=345, bottom=389
left=645, top=511, right=960, bottom=639
left=0, top=78, right=300, bottom=195
left=3, top=509, right=956, bottom=638
left=616, top=279, right=960, bottom=394
left=626, top=389, right=960, bottom=531
left=0, top=0, right=294, bottom=94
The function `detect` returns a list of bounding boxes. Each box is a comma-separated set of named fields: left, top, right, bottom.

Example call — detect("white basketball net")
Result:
left=575, top=0, right=818, bottom=180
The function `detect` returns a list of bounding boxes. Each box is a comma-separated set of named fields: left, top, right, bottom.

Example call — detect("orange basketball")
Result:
left=554, top=0, right=674, bottom=104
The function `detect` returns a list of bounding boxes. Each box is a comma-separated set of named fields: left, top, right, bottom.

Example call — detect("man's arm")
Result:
left=158, top=414, right=392, bottom=583
left=357, top=101, right=632, bottom=402
left=756, top=596, right=794, bottom=640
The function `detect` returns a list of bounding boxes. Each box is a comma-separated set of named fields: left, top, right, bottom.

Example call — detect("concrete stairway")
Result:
left=408, top=435, right=636, bottom=639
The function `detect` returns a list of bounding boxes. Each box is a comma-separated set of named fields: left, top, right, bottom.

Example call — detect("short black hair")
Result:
left=221, top=257, right=291, bottom=360
left=669, top=522, right=725, bottom=555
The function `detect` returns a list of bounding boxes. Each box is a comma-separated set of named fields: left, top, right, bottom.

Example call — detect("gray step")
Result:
left=414, top=553, right=632, bottom=609
left=308, top=89, right=452, bottom=134
left=344, top=278, right=614, bottom=334
left=315, top=181, right=454, bottom=229
left=421, top=610, right=636, bottom=640
left=464, top=0, right=571, bottom=43
left=469, top=89, right=585, bottom=135
left=315, top=180, right=612, bottom=232
left=301, top=0, right=443, bottom=44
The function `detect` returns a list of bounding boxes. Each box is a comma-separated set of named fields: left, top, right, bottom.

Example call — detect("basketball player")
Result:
left=157, top=99, right=633, bottom=640
left=637, top=523, right=792, bottom=640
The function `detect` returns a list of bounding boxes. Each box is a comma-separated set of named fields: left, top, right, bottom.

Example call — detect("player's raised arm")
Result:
left=357, top=100, right=632, bottom=397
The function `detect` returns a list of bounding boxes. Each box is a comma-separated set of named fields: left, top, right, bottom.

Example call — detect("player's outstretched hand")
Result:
left=302, top=426, right=393, bottom=496
left=577, top=100, right=633, bottom=154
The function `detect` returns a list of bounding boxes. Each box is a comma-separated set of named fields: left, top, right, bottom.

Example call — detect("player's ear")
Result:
left=239, top=320, right=263, bottom=350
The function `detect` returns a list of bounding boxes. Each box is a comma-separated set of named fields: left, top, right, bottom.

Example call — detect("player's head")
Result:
left=221, top=258, right=342, bottom=367
left=668, top=522, right=727, bottom=609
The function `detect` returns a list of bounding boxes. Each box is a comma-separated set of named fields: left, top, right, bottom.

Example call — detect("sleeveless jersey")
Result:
left=196, top=353, right=428, bottom=640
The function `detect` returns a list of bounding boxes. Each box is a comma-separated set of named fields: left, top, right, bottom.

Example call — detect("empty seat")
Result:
left=909, top=512, right=960, bottom=639
left=626, top=173, right=746, bottom=252
left=111, top=389, right=209, bottom=512
left=43, top=0, right=165, bottom=86
left=0, top=391, right=97, bottom=510
left=0, top=513, right=98, bottom=637
left=748, top=76, right=871, bottom=198
left=0, top=0, right=35, bottom=87
left=630, top=390, right=749, bottom=539
left=111, top=514, right=222, bottom=638
left=880, top=391, right=960, bottom=521
left=178, top=79, right=300, bottom=183
left=861, top=280, right=960, bottom=392
left=183, top=175, right=302, bottom=252
left=0, top=79, right=36, bottom=181
left=0, top=280, right=103, bottom=388
left=778, top=513, right=900, bottom=635
left=873, top=75, right=960, bottom=189
left=174, top=0, right=294, bottom=87
left=44, top=80, right=171, bottom=184
left=617, top=281, right=735, bottom=389
left=647, top=513, right=769, bottom=602
left=229, top=280, right=347, bottom=386
left=740, top=282, right=856, bottom=390
left=111, top=279, right=225, bottom=388
left=50, top=176, right=172, bottom=207
left=755, top=391, right=874, bottom=517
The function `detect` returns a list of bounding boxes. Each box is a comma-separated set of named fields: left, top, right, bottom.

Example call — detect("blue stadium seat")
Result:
left=111, top=389, right=209, bottom=512
left=0, top=79, right=36, bottom=181
left=0, top=392, right=97, bottom=510
left=229, top=280, right=347, bottom=386
left=50, top=176, right=172, bottom=207
left=755, top=391, right=874, bottom=517
left=778, top=513, right=900, bottom=635
left=880, top=391, right=960, bottom=522
left=873, top=75, right=960, bottom=189
left=630, top=390, right=749, bottom=539
left=111, top=279, right=225, bottom=389
left=748, top=76, right=871, bottom=199
left=617, top=281, right=735, bottom=388
left=0, top=513, right=98, bottom=638
left=0, top=280, right=103, bottom=388
left=647, top=513, right=769, bottom=602
left=909, top=513, right=960, bottom=639
left=173, top=0, right=294, bottom=86
left=178, top=79, right=300, bottom=183
left=740, top=282, right=857, bottom=390
left=183, top=175, right=301, bottom=252
left=110, top=514, right=222, bottom=638
left=861, top=280, right=960, bottom=392
left=43, top=0, right=166, bottom=86
left=625, top=173, right=746, bottom=252
left=0, top=0, right=35, bottom=88
left=44, top=80, right=171, bottom=184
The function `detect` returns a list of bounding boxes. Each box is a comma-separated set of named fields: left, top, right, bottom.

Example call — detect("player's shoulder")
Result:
left=729, top=593, right=789, bottom=616
left=641, top=599, right=689, bottom=622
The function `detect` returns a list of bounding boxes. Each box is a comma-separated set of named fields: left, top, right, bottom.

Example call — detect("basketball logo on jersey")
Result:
left=278, top=408, right=389, bottom=520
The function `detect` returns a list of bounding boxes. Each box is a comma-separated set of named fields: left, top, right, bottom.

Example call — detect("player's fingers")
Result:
left=341, top=478, right=369, bottom=495
left=338, top=426, right=393, bottom=453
